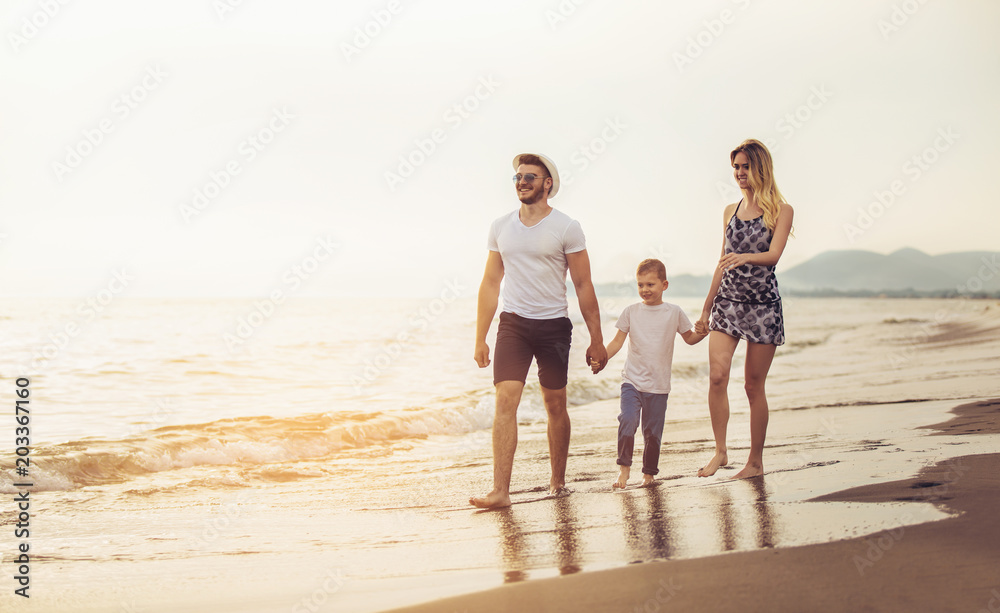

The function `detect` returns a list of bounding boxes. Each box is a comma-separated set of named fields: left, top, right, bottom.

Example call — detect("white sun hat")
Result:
left=512, top=153, right=560, bottom=198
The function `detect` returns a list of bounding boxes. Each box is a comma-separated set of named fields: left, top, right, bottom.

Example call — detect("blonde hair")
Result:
left=730, top=139, right=788, bottom=234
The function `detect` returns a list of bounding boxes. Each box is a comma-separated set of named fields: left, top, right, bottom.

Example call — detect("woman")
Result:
left=695, top=139, right=794, bottom=479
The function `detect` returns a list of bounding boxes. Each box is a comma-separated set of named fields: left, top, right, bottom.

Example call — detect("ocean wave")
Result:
left=0, top=378, right=623, bottom=494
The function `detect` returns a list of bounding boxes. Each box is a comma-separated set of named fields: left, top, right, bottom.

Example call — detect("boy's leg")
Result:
left=640, top=392, right=669, bottom=482
left=616, top=383, right=641, bottom=487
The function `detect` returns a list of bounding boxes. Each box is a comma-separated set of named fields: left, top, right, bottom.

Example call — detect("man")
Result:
left=470, top=152, right=607, bottom=509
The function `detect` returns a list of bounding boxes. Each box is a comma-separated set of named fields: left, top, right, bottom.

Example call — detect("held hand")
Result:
left=587, top=342, right=609, bottom=374
left=474, top=341, right=491, bottom=368
left=718, top=253, right=751, bottom=272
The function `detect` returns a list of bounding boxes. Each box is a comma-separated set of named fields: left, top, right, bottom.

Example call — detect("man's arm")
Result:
left=474, top=250, right=504, bottom=368
left=566, top=249, right=608, bottom=372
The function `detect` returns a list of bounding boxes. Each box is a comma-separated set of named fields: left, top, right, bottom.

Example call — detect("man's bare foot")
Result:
left=697, top=451, right=728, bottom=477
left=469, top=489, right=511, bottom=509
left=732, top=461, right=763, bottom=480
left=641, top=474, right=654, bottom=487
left=612, top=466, right=630, bottom=489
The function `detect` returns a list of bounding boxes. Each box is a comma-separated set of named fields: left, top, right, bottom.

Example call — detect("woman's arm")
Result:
left=698, top=204, right=737, bottom=327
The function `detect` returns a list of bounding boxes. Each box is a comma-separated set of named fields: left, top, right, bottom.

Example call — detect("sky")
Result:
left=1, top=0, right=997, bottom=297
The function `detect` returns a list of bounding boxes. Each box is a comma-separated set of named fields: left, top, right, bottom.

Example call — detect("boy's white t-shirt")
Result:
left=616, top=302, right=693, bottom=394
left=487, top=208, right=586, bottom=320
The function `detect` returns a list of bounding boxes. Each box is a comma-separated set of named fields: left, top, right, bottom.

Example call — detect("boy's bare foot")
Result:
left=469, top=489, right=511, bottom=509
left=612, top=466, right=630, bottom=489
left=641, top=474, right=654, bottom=487
left=698, top=451, right=728, bottom=477
left=732, top=461, right=763, bottom=480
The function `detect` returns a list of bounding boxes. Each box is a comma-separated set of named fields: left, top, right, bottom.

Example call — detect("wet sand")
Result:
left=382, top=302, right=1000, bottom=613
left=386, top=399, right=1000, bottom=613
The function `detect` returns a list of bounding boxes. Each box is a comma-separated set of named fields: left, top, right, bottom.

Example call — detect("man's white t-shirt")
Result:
left=615, top=302, right=693, bottom=394
left=487, top=208, right=586, bottom=320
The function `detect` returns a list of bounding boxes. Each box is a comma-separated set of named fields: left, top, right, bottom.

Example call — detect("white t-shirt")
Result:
left=487, top=208, right=586, bottom=319
left=615, top=302, right=694, bottom=394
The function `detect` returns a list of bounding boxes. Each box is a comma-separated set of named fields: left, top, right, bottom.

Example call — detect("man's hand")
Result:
left=586, top=342, right=608, bottom=374
left=474, top=341, right=491, bottom=368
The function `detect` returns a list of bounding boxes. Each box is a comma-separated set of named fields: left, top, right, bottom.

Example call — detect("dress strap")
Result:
left=730, top=199, right=743, bottom=222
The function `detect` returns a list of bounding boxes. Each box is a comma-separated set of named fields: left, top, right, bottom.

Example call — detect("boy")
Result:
left=592, top=259, right=707, bottom=488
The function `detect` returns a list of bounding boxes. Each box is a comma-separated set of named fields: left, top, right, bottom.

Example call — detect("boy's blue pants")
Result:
left=617, top=382, right=668, bottom=476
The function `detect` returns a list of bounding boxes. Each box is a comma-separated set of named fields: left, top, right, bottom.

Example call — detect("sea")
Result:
left=1, top=295, right=997, bottom=612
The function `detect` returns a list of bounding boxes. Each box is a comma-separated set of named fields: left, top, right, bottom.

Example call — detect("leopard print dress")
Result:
left=709, top=200, right=785, bottom=345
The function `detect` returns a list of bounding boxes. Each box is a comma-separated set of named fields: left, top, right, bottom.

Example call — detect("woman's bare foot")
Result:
left=469, top=489, right=511, bottom=509
left=612, top=466, right=630, bottom=489
left=697, top=450, right=728, bottom=477
left=641, top=474, right=654, bottom=487
left=733, top=460, right=763, bottom=480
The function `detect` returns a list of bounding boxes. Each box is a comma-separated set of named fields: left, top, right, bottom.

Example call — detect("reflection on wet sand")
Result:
left=553, top=496, right=582, bottom=575
left=711, top=477, right=777, bottom=552
left=494, top=495, right=583, bottom=583
left=617, top=483, right=674, bottom=562
left=495, top=508, right=529, bottom=584
left=490, top=477, right=778, bottom=584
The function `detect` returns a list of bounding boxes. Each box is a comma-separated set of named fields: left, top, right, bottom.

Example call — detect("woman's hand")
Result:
left=718, top=252, right=751, bottom=272
left=695, top=312, right=710, bottom=336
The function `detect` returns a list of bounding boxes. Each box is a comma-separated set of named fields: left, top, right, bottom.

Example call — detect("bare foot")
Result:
left=612, top=466, right=630, bottom=489
left=469, top=489, right=511, bottom=509
left=641, top=474, right=655, bottom=487
left=550, top=485, right=572, bottom=497
left=732, top=461, right=763, bottom=480
left=697, top=451, right=729, bottom=477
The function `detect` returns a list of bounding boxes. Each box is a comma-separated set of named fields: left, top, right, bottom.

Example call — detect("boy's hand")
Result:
left=694, top=319, right=708, bottom=336
left=694, top=313, right=710, bottom=336
left=586, top=342, right=608, bottom=374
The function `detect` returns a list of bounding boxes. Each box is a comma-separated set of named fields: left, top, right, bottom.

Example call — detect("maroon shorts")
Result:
left=493, top=312, right=573, bottom=389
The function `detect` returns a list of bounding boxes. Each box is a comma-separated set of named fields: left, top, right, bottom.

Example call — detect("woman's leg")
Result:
left=734, top=341, right=777, bottom=479
left=699, top=331, right=740, bottom=477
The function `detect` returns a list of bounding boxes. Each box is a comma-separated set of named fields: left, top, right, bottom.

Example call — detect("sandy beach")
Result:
left=387, top=399, right=1000, bottom=613
left=380, top=301, right=1000, bottom=613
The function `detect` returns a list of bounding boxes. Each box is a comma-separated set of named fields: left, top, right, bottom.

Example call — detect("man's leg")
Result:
left=535, top=316, right=574, bottom=495
left=470, top=381, right=524, bottom=508
left=541, top=384, right=570, bottom=494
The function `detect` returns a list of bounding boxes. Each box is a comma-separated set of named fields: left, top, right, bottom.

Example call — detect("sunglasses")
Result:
left=512, top=173, right=548, bottom=183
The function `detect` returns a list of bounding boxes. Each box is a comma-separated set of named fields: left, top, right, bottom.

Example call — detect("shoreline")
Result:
left=384, top=398, right=1000, bottom=613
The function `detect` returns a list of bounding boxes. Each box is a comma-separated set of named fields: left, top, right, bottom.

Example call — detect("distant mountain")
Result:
left=780, top=248, right=1000, bottom=295
left=593, top=249, right=1000, bottom=298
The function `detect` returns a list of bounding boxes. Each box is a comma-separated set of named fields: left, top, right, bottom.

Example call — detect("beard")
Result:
left=517, top=186, right=545, bottom=204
